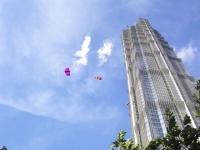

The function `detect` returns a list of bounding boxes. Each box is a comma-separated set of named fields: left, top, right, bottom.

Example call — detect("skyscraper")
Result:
left=121, top=18, right=200, bottom=147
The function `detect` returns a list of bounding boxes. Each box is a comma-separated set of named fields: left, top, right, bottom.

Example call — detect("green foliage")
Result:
left=162, top=109, right=182, bottom=150
left=193, top=80, right=200, bottom=117
left=196, top=80, right=200, bottom=90
left=112, top=80, right=200, bottom=150
left=119, top=110, right=200, bottom=150
left=145, top=110, right=200, bottom=150
left=180, top=115, right=200, bottom=150
left=111, top=130, right=140, bottom=150
left=144, top=139, right=162, bottom=150
left=0, top=146, right=7, bottom=150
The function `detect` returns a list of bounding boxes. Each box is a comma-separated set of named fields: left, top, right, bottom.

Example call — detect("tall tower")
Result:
left=121, top=18, right=200, bottom=147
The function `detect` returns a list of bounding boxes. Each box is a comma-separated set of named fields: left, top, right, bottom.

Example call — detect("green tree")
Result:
left=111, top=130, right=140, bottom=150
left=180, top=115, right=200, bottom=150
left=112, top=110, right=200, bottom=150
left=162, top=109, right=182, bottom=150
left=193, top=80, right=200, bottom=117
left=161, top=110, right=200, bottom=150
left=144, top=139, right=162, bottom=150
left=145, top=110, right=200, bottom=150
left=0, top=146, right=7, bottom=150
left=112, top=80, right=200, bottom=150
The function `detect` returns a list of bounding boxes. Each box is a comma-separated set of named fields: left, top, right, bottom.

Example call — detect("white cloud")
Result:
left=177, top=43, right=198, bottom=63
left=0, top=0, right=120, bottom=124
left=97, top=40, right=113, bottom=66
left=0, top=90, right=119, bottom=123
left=73, top=35, right=91, bottom=68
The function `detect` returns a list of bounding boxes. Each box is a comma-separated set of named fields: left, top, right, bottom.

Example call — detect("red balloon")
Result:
left=95, top=75, right=102, bottom=80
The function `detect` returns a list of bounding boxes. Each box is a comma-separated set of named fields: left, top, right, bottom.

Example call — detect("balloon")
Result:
left=65, top=67, right=70, bottom=76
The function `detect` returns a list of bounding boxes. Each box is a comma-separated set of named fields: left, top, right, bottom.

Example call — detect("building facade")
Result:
left=121, top=18, right=200, bottom=147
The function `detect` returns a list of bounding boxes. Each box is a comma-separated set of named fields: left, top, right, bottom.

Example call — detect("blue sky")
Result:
left=0, top=0, right=200, bottom=149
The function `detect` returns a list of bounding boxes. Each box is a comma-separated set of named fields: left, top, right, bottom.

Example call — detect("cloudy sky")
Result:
left=0, top=0, right=200, bottom=149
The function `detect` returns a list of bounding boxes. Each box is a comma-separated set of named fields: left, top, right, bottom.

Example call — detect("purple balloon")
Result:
left=65, top=68, right=70, bottom=76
